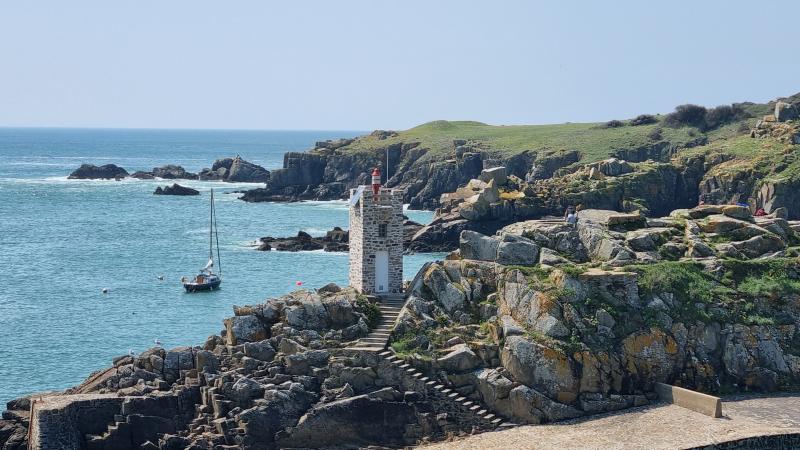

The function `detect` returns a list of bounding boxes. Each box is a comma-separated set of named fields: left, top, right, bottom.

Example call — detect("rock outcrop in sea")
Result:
left=153, top=184, right=200, bottom=196
left=68, top=157, right=269, bottom=183
left=256, top=228, right=349, bottom=252
left=199, top=156, right=269, bottom=183
left=132, top=165, right=198, bottom=180
left=255, top=220, right=424, bottom=253
left=68, top=164, right=129, bottom=180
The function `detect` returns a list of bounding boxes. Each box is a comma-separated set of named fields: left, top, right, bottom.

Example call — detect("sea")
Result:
left=0, top=128, right=441, bottom=406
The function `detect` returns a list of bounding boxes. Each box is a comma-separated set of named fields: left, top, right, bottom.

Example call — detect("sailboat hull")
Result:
left=183, top=278, right=221, bottom=292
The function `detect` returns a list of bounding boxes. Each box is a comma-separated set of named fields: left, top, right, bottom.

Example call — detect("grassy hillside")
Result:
left=335, top=94, right=796, bottom=166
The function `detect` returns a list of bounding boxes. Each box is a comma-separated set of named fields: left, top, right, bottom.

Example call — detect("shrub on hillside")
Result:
left=703, top=104, right=751, bottom=131
left=664, top=103, right=752, bottom=131
left=648, top=127, right=663, bottom=141
left=630, top=114, right=657, bottom=126
left=604, top=119, right=625, bottom=128
left=664, top=104, right=708, bottom=128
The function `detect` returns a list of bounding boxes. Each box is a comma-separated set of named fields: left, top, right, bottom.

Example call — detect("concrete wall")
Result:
left=655, top=382, right=722, bottom=418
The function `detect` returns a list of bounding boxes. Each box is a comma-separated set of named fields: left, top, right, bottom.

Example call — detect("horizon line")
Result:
left=0, top=125, right=370, bottom=133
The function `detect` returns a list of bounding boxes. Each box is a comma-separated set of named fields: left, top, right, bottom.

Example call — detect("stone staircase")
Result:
left=346, top=293, right=405, bottom=352
left=376, top=349, right=511, bottom=431
left=344, top=292, right=514, bottom=432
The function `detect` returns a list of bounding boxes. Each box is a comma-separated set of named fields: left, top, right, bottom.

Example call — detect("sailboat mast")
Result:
left=209, top=189, right=214, bottom=261
left=214, top=192, right=222, bottom=277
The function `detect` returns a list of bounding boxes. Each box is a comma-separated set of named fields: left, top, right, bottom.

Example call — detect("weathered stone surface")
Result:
left=459, top=230, right=500, bottom=261
left=244, top=340, right=276, bottom=361
left=277, top=394, right=417, bottom=449
left=721, top=204, right=752, bottom=219
left=775, top=101, right=799, bottom=122
left=577, top=209, right=646, bottom=228
left=225, top=315, right=267, bottom=345
left=479, top=166, right=508, bottom=186
left=436, top=344, right=482, bottom=373
left=496, top=234, right=540, bottom=266
left=501, top=335, right=579, bottom=403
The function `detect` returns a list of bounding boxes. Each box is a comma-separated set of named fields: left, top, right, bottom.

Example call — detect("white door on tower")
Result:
left=375, top=251, right=389, bottom=293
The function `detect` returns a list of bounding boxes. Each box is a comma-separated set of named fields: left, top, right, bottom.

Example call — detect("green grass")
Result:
left=341, top=118, right=701, bottom=164
left=631, top=261, right=730, bottom=305
left=738, top=275, right=800, bottom=300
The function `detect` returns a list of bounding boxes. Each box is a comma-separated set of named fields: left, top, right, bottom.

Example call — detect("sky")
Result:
left=1, top=0, right=798, bottom=130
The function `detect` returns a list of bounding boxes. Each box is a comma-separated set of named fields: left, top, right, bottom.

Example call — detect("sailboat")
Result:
left=182, top=189, right=222, bottom=292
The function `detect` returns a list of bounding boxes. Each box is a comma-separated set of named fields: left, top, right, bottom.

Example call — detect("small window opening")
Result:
left=378, top=223, right=387, bottom=238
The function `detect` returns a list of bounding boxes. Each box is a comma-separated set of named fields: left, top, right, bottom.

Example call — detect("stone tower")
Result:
left=348, top=183, right=404, bottom=294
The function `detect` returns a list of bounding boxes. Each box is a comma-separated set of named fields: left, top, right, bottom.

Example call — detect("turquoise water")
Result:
left=0, top=128, right=440, bottom=406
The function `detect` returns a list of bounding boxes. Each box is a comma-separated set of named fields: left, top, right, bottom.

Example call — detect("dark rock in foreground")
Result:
left=153, top=183, right=200, bottom=196
left=68, top=164, right=129, bottom=179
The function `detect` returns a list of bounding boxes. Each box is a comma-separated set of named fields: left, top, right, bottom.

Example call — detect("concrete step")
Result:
left=345, top=346, right=385, bottom=352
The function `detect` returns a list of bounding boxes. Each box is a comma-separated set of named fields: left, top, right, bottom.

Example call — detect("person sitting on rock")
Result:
left=564, top=205, right=575, bottom=221
left=566, top=211, right=578, bottom=227
left=755, top=207, right=767, bottom=216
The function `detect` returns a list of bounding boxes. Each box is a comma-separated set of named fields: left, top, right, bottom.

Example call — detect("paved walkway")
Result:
left=421, top=393, right=800, bottom=450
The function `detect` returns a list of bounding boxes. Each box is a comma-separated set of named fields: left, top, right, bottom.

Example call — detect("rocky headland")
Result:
left=239, top=94, right=800, bottom=221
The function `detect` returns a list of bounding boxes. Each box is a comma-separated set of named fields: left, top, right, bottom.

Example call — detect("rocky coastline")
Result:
left=3, top=201, right=800, bottom=449
left=9, top=93, right=800, bottom=449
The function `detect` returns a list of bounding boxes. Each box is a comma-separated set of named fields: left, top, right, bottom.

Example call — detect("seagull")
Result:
left=128, top=349, right=135, bottom=358
left=154, top=338, right=162, bottom=347
left=157, top=275, right=164, bottom=281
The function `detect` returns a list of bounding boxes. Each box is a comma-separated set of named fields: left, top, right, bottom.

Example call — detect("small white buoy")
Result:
left=102, top=288, right=109, bottom=294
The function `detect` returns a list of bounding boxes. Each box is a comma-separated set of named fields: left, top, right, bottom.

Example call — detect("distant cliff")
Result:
left=240, top=93, right=800, bottom=215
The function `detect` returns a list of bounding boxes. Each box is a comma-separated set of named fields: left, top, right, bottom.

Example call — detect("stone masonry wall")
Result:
left=349, top=187, right=404, bottom=294
left=28, top=394, right=124, bottom=450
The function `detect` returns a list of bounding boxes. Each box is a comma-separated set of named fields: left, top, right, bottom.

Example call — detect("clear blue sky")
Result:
left=1, top=0, right=798, bottom=130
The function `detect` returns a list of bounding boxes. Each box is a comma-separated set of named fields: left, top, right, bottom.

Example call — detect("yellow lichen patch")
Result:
left=542, top=346, right=575, bottom=380
left=499, top=190, right=525, bottom=200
